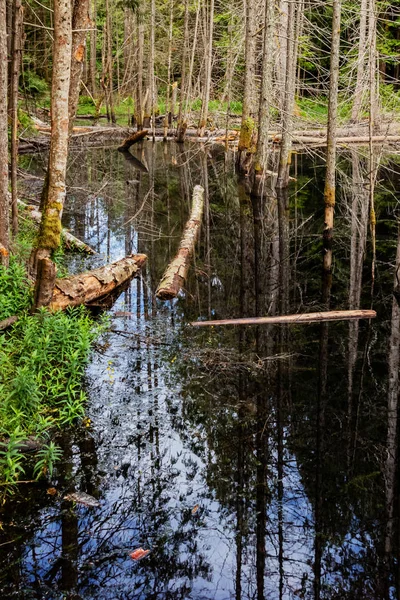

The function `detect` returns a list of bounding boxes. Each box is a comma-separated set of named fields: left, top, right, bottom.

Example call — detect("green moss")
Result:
left=238, top=117, right=255, bottom=152
left=38, top=202, right=63, bottom=250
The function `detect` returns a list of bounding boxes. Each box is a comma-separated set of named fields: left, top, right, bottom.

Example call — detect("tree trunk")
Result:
left=252, top=0, right=275, bottom=196
left=0, top=0, right=9, bottom=266
left=176, top=0, right=189, bottom=142
left=30, top=0, right=72, bottom=280
left=89, top=0, right=97, bottom=95
left=156, top=185, right=204, bottom=299
left=197, top=0, right=214, bottom=136
left=135, top=2, right=144, bottom=130
left=50, top=253, right=147, bottom=310
left=163, top=0, right=174, bottom=140
left=147, top=0, right=156, bottom=139
left=105, top=0, right=115, bottom=124
left=351, top=0, right=368, bottom=122
left=237, top=0, right=257, bottom=171
left=276, top=0, right=303, bottom=189
left=68, top=0, right=91, bottom=136
left=323, top=0, right=342, bottom=275
left=10, top=0, right=23, bottom=237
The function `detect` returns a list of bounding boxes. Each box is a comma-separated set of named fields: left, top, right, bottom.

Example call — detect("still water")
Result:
left=2, top=142, right=400, bottom=599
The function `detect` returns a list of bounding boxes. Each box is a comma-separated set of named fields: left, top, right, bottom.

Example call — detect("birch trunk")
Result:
left=0, top=0, right=10, bottom=266
left=323, top=0, right=341, bottom=275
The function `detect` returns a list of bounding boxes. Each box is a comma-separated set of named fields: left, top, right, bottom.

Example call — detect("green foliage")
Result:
left=0, top=258, right=32, bottom=321
left=21, top=70, right=48, bottom=98
left=33, top=441, right=62, bottom=479
left=0, top=430, right=26, bottom=484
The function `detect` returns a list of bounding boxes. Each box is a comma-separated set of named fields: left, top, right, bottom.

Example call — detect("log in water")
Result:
left=190, top=310, right=376, bottom=327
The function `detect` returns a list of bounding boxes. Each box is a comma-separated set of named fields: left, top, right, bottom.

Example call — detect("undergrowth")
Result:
left=0, top=230, right=108, bottom=499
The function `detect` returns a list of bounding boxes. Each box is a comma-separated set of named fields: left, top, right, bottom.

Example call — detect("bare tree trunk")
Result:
left=148, top=0, right=156, bottom=139
left=0, top=0, right=9, bottom=266
left=323, top=0, right=342, bottom=275
left=105, top=0, right=115, bottom=124
left=30, top=0, right=72, bottom=284
left=275, top=0, right=288, bottom=113
left=10, top=0, right=24, bottom=237
left=163, top=0, right=174, bottom=140
left=237, top=0, right=256, bottom=170
left=276, top=0, right=303, bottom=189
left=351, top=0, right=368, bottom=122
left=176, top=0, right=189, bottom=142
left=89, top=0, right=97, bottom=95
left=198, top=0, right=214, bottom=136
left=135, top=2, right=144, bottom=130
left=252, top=0, right=275, bottom=196
left=68, top=0, right=91, bottom=136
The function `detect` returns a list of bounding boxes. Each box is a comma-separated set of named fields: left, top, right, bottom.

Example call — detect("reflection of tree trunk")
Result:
left=314, top=270, right=331, bottom=599
left=347, top=152, right=368, bottom=469
left=256, top=386, right=268, bottom=600
left=383, top=225, right=400, bottom=592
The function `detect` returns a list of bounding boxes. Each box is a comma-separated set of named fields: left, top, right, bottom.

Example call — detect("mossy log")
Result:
left=49, top=253, right=147, bottom=310
left=156, top=185, right=204, bottom=300
left=117, top=129, right=148, bottom=151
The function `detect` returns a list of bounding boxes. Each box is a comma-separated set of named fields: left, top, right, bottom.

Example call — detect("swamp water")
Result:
left=2, top=142, right=400, bottom=599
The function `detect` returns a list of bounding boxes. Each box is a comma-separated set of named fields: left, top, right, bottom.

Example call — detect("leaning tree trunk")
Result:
left=252, top=0, right=275, bottom=196
left=237, top=0, right=257, bottom=172
left=323, top=0, right=342, bottom=276
left=0, top=0, right=9, bottom=266
left=10, top=0, right=24, bottom=237
left=30, top=0, right=72, bottom=286
left=68, top=0, right=91, bottom=136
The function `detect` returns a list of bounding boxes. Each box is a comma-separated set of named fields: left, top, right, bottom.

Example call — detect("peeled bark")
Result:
left=190, top=310, right=376, bottom=328
left=50, top=253, right=147, bottom=310
left=156, top=185, right=204, bottom=299
left=0, top=0, right=9, bottom=266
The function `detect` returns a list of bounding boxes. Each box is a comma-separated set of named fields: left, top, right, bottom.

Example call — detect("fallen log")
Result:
left=18, top=201, right=97, bottom=254
left=0, top=316, right=19, bottom=331
left=118, top=129, right=148, bottom=151
left=190, top=310, right=376, bottom=327
left=49, top=253, right=147, bottom=310
left=156, top=185, right=204, bottom=300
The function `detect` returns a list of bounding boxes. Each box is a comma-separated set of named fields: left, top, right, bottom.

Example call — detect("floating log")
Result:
left=190, top=310, right=376, bottom=328
left=117, top=129, right=148, bottom=151
left=18, top=201, right=97, bottom=254
left=156, top=185, right=204, bottom=300
left=49, top=253, right=147, bottom=310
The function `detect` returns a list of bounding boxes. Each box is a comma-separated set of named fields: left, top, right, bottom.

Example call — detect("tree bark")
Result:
left=10, top=0, right=24, bottom=237
left=117, top=129, right=148, bottom=151
left=156, top=185, right=204, bottom=299
left=323, top=0, right=342, bottom=275
left=135, top=1, right=145, bottom=130
left=198, top=0, right=214, bottom=136
left=33, top=257, right=57, bottom=309
left=49, top=253, right=147, bottom=310
left=89, top=0, right=97, bottom=95
left=190, top=310, right=376, bottom=328
left=30, top=0, right=72, bottom=279
left=0, top=0, right=9, bottom=267
left=351, top=0, right=368, bottom=122
left=68, top=0, right=91, bottom=136
left=176, top=0, right=189, bottom=142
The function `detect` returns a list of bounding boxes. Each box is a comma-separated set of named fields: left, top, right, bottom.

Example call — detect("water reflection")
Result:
left=2, top=143, right=400, bottom=598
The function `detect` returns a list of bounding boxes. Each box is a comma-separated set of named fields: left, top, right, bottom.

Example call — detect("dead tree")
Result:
left=0, top=0, right=9, bottom=266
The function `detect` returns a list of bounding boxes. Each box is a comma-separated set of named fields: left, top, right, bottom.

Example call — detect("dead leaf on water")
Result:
left=47, top=487, right=57, bottom=496
left=191, top=504, right=200, bottom=515
left=114, top=311, right=135, bottom=317
left=130, top=548, right=150, bottom=561
left=63, top=491, right=100, bottom=507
